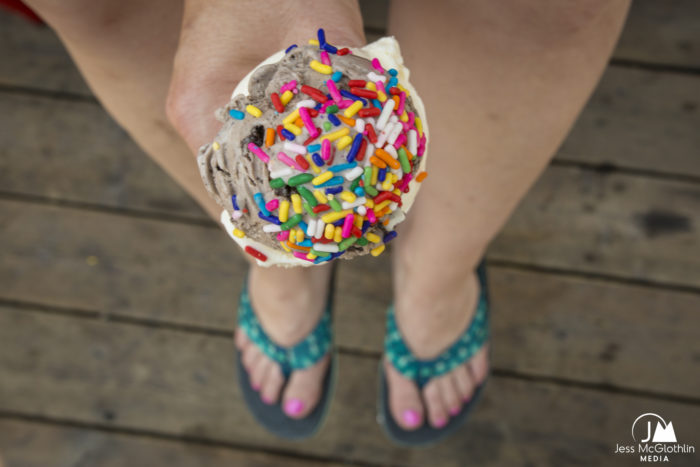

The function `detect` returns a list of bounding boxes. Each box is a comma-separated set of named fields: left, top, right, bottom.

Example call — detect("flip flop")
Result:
left=235, top=266, right=337, bottom=440
left=377, top=261, right=490, bottom=446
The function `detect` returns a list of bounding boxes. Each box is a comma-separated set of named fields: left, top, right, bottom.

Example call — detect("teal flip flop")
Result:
left=235, top=267, right=337, bottom=440
left=377, top=261, right=490, bottom=446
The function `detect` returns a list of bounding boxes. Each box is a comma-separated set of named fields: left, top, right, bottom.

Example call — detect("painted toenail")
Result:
left=251, top=383, right=261, bottom=391
left=463, top=394, right=471, bottom=402
left=261, top=394, right=274, bottom=405
left=402, top=409, right=420, bottom=427
left=434, top=417, right=447, bottom=428
left=449, top=406, right=461, bottom=416
left=284, top=398, right=304, bottom=416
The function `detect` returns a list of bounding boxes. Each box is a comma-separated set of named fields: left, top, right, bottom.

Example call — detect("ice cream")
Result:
left=197, top=30, right=429, bottom=267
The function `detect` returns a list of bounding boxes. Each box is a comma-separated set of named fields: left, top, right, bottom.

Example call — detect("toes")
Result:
left=241, top=341, right=262, bottom=373
left=259, top=362, right=284, bottom=405
left=282, top=354, right=330, bottom=419
left=453, top=363, right=476, bottom=402
left=422, top=379, right=448, bottom=428
left=438, top=374, right=462, bottom=417
left=384, top=359, right=424, bottom=430
left=249, top=353, right=272, bottom=391
left=234, top=329, right=249, bottom=351
left=468, top=345, right=490, bottom=385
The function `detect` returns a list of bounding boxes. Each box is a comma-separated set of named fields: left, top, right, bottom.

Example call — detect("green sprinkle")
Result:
left=280, top=213, right=303, bottom=230
left=323, top=121, right=332, bottom=132
left=297, top=186, right=318, bottom=207
left=270, top=177, right=285, bottom=188
left=288, top=173, right=314, bottom=186
left=326, top=104, right=339, bottom=114
left=363, top=167, right=372, bottom=188
left=365, top=185, right=378, bottom=197
left=328, top=198, right=343, bottom=212
left=303, top=201, right=317, bottom=217
left=357, top=237, right=369, bottom=246
left=338, top=236, right=358, bottom=251
left=398, top=147, right=411, bottom=173
left=310, top=248, right=330, bottom=257
left=349, top=176, right=361, bottom=192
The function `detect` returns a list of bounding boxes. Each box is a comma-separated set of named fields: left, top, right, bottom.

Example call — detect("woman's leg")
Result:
left=385, top=0, right=630, bottom=429
left=25, top=0, right=366, bottom=417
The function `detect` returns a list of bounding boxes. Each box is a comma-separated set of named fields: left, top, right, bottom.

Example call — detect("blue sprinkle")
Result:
left=280, top=128, right=296, bottom=140
left=331, top=71, right=343, bottom=82
left=340, top=90, right=367, bottom=105
left=315, top=255, right=333, bottom=263
left=316, top=176, right=345, bottom=188
left=361, top=221, right=370, bottom=234
left=317, top=28, right=326, bottom=46
left=308, top=144, right=322, bottom=153
left=330, top=251, right=345, bottom=259
left=325, top=186, right=343, bottom=195
left=254, top=192, right=270, bottom=216
left=322, top=43, right=338, bottom=54
left=228, top=109, right=244, bottom=120
left=372, top=99, right=382, bottom=108
left=258, top=212, right=280, bottom=225
left=388, top=68, right=398, bottom=77
left=346, top=133, right=364, bottom=163
left=383, top=231, right=398, bottom=243
left=354, top=187, right=365, bottom=197
left=328, top=114, right=341, bottom=126
left=329, top=162, right=357, bottom=173
left=378, top=168, right=387, bottom=182
left=231, top=195, right=239, bottom=210
left=298, top=221, right=309, bottom=233
left=314, top=102, right=322, bottom=111
left=285, top=44, right=298, bottom=54
left=332, top=219, right=345, bottom=227
left=387, top=77, right=398, bottom=89
left=298, top=239, right=313, bottom=247
left=312, top=153, right=325, bottom=167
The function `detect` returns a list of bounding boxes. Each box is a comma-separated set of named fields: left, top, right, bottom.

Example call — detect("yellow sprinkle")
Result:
left=415, top=117, right=423, bottom=137
left=397, top=83, right=410, bottom=96
left=306, top=252, right=318, bottom=260
left=312, top=171, right=333, bottom=186
left=354, top=214, right=363, bottom=228
left=306, top=155, right=321, bottom=174
left=336, top=135, right=353, bottom=150
left=296, top=227, right=305, bottom=241
left=392, top=188, right=401, bottom=195
left=324, top=223, right=335, bottom=239
left=371, top=244, right=386, bottom=256
left=374, top=200, right=391, bottom=213
left=364, top=199, right=375, bottom=209
left=308, top=39, right=320, bottom=46
left=366, top=232, right=381, bottom=243
left=366, top=82, right=377, bottom=91
left=371, top=165, right=378, bottom=185
left=321, top=209, right=352, bottom=224
left=246, top=105, right=262, bottom=118
left=283, top=108, right=300, bottom=125
left=344, top=100, right=363, bottom=118
left=280, top=90, right=294, bottom=105
left=212, top=141, right=220, bottom=151
left=291, top=194, right=303, bottom=214
left=279, top=200, right=290, bottom=222
left=320, top=127, right=350, bottom=142
left=232, top=228, right=245, bottom=238
left=377, top=91, right=387, bottom=102
left=280, top=241, right=291, bottom=252
left=339, top=191, right=356, bottom=203
left=289, top=229, right=296, bottom=243
left=333, top=226, right=343, bottom=243
left=284, top=123, right=302, bottom=136
left=381, top=180, right=393, bottom=191
left=313, top=190, right=328, bottom=204
left=310, top=60, right=332, bottom=74
left=399, top=111, right=408, bottom=122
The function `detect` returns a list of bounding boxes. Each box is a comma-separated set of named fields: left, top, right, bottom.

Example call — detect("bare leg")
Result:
left=26, top=0, right=365, bottom=417
left=385, top=0, right=630, bottom=429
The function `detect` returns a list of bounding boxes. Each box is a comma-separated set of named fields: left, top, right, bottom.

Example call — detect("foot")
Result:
left=385, top=269, right=490, bottom=430
left=235, top=263, right=333, bottom=419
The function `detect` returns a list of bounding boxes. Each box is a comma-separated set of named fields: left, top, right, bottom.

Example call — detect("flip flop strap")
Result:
left=384, top=291, right=489, bottom=388
left=238, top=281, right=332, bottom=378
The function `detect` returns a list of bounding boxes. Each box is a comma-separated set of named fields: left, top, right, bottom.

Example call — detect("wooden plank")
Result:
left=1, top=308, right=698, bottom=467
left=1, top=197, right=699, bottom=397
left=614, top=0, right=700, bottom=69
left=0, top=93, right=204, bottom=218
left=557, top=66, right=700, bottom=177
left=0, top=13, right=90, bottom=95
left=0, top=419, right=341, bottom=467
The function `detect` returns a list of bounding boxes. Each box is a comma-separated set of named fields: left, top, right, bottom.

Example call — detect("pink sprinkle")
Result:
left=247, top=143, right=270, bottom=163
left=321, top=139, right=331, bottom=161
left=337, top=99, right=354, bottom=109
left=276, top=231, right=290, bottom=241
left=341, top=213, right=354, bottom=238
left=417, top=134, right=427, bottom=157
left=293, top=251, right=314, bottom=262
left=393, top=133, right=407, bottom=149
left=376, top=80, right=386, bottom=95
left=277, top=151, right=304, bottom=171
left=400, top=121, right=410, bottom=132
left=265, top=199, right=279, bottom=211
left=299, top=107, right=319, bottom=137
left=366, top=208, right=377, bottom=224
left=371, top=58, right=385, bottom=73
left=320, top=100, right=333, bottom=112
left=326, top=79, right=342, bottom=103
left=407, top=111, right=415, bottom=128
left=320, top=50, right=331, bottom=66
left=397, top=92, right=406, bottom=115
left=280, top=80, right=297, bottom=94
left=399, top=173, right=413, bottom=191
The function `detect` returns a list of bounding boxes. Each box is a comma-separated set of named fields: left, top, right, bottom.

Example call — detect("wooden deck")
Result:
left=1, top=1, right=699, bottom=466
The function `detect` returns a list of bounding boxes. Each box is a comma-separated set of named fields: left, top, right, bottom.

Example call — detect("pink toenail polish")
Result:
left=463, top=395, right=472, bottom=402
left=284, top=399, right=304, bottom=416
left=251, top=383, right=261, bottom=391
left=402, top=409, right=420, bottom=427
left=449, top=406, right=461, bottom=416
left=261, top=394, right=274, bottom=405
left=434, top=417, right=447, bottom=428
